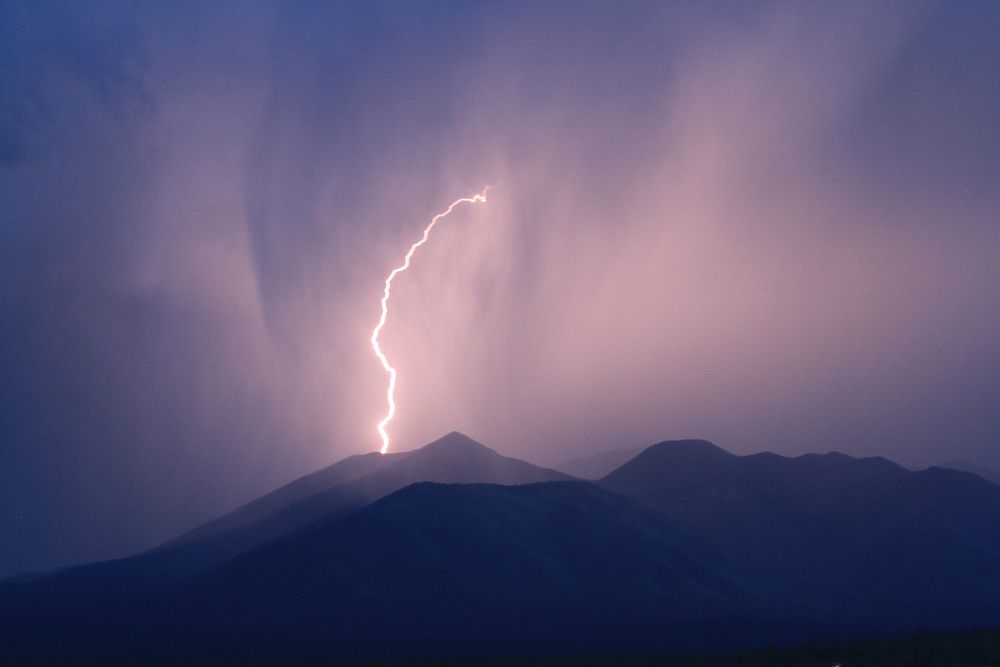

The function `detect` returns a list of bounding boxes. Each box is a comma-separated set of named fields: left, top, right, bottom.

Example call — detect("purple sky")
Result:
left=2, top=0, right=999, bottom=578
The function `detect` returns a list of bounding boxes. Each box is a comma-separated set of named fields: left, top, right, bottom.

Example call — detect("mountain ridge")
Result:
left=2, top=431, right=570, bottom=595
left=599, top=438, right=1000, bottom=629
left=4, top=433, right=1000, bottom=662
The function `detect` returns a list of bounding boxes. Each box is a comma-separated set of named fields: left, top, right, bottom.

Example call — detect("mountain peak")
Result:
left=378, top=430, right=571, bottom=485
left=645, top=439, right=732, bottom=458
left=419, top=431, right=491, bottom=455
left=621, top=439, right=735, bottom=473
left=599, top=439, right=735, bottom=488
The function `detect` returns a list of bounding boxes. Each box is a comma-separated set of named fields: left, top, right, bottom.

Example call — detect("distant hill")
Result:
left=555, top=446, right=644, bottom=478
left=937, top=458, right=1000, bottom=485
left=599, top=439, right=1000, bottom=630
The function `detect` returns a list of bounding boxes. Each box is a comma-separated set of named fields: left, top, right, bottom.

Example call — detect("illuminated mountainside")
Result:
left=161, top=449, right=408, bottom=549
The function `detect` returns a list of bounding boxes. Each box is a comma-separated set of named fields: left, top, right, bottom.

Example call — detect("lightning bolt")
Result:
left=370, top=185, right=494, bottom=454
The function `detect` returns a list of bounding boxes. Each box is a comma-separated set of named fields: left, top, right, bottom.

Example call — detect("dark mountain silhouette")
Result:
left=937, top=457, right=1000, bottom=485
left=4, top=433, right=1000, bottom=663
left=2, top=432, right=570, bottom=600
left=599, top=440, right=1000, bottom=630
left=1, top=481, right=797, bottom=662
left=555, top=445, right=645, bottom=478
left=167, top=481, right=783, bottom=659
left=169, top=431, right=564, bottom=551
left=224, top=430, right=574, bottom=554
left=150, top=430, right=566, bottom=560
left=600, top=439, right=910, bottom=571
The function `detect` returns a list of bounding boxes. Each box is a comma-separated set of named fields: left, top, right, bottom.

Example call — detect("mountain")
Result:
left=217, top=430, right=574, bottom=555
left=599, top=440, right=1000, bottom=630
left=937, top=458, right=1000, bottom=485
left=555, top=445, right=645, bottom=478
left=167, top=430, right=562, bottom=552
left=5, top=433, right=1000, bottom=662
left=599, top=439, right=910, bottom=571
left=160, top=449, right=408, bottom=549
left=4, top=432, right=571, bottom=598
left=2, top=482, right=794, bottom=662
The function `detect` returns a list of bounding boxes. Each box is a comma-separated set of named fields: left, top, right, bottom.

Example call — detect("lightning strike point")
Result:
left=370, top=185, right=494, bottom=454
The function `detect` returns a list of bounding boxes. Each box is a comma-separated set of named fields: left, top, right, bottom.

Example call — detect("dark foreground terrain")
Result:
left=403, top=626, right=1000, bottom=666
left=466, top=626, right=1000, bottom=666
left=3, top=432, right=999, bottom=664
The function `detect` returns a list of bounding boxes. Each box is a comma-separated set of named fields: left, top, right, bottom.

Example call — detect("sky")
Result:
left=2, top=0, right=999, bottom=578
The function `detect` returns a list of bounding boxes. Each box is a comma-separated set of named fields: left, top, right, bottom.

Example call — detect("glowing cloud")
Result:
left=370, top=186, right=493, bottom=454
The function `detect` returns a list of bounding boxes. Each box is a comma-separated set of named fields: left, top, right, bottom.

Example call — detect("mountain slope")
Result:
left=555, top=446, right=645, bottom=478
left=599, top=440, right=1000, bottom=629
left=600, top=439, right=910, bottom=570
left=199, top=431, right=575, bottom=559
left=160, top=449, right=408, bottom=549
left=937, top=458, right=1000, bottom=485
left=2, top=482, right=789, bottom=662
left=171, top=431, right=566, bottom=551
left=4, top=432, right=571, bottom=598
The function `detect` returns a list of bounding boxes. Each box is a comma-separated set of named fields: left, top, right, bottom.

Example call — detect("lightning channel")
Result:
left=370, top=185, right=493, bottom=454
